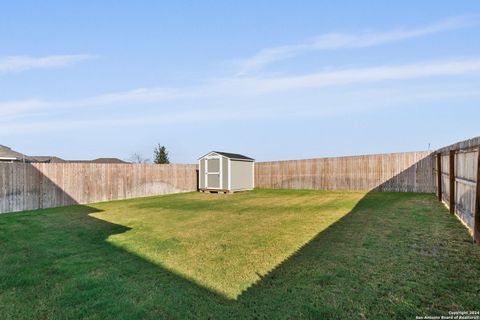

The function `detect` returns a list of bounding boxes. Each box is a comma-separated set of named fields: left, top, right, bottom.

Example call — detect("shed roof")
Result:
left=200, top=151, right=254, bottom=161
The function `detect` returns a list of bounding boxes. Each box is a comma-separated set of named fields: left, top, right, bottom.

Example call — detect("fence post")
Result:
left=449, top=150, right=455, bottom=215
left=437, top=153, right=442, bottom=201
left=196, top=169, right=199, bottom=191
left=474, top=149, right=480, bottom=244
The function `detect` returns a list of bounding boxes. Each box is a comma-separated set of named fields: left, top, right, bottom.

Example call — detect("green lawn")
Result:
left=0, top=189, right=479, bottom=319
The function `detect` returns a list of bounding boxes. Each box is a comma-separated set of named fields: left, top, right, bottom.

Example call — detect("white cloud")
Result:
left=228, top=58, right=480, bottom=94
left=237, top=15, right=479, bottom=74
left=0, top=107, right=259, bottom=134
left=1, top=83, right=479, bottom=135
left=79, top=88, right=182, bottom=106
left=1, top=57, right=480, bottom=120
left=0, top=54, right=96, bottom=73
left=0, top=99, right=52, bottom=117
left=78, top=57, right=480, bottom=101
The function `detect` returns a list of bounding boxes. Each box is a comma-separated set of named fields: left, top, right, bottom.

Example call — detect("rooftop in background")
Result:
left=0, top=145, right=129, bottom=164
left=0, top=145, right=26, bottom=161
left=27, top=156, right=67, bottom=163
left=69, top=158, right=129, bottom=164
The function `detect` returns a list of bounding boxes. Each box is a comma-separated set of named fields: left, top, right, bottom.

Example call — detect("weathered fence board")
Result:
left=433, top=136, right=480, bottom=243
left=0, top=163, right=198, bottom=214
left=440, top=154, right=450, bottom=204
left=435, top=148, right=479, bottom=236
left=255, top=151, right=434, bottom=192
left=455, top=150, right=478, bottom=229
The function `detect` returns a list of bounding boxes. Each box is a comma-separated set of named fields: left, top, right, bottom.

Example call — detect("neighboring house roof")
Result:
left=0, top=145, right=26, bottom=161
left=199, top=151, right=254, bottom=161
left=65, top=158, right=128, bottom=164
left=23, top=157, right=127, bottom=164
left=27, top=156, right=67, bottom=163
left=1, top=145, right=129, bottom=164
left=90, top=158, right=129, bottom=164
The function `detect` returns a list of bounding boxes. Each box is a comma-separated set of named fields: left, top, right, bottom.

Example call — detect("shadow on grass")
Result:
left=1, top=190, right=479, bottom=319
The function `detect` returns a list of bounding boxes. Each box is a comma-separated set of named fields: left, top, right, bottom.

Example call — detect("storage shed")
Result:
left=198, top=151, right=254, bottom=193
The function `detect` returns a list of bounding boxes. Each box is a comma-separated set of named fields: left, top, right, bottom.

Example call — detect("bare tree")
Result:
left=129, top=153, right=150, bottom=164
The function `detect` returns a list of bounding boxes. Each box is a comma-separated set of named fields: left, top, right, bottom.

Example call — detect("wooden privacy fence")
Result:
left=255, top=151, right=435, bottom=193
left=0, top=163, right=198, bottom=214
left=1, top=136, right=479, bottom=244
left=434, top=138, right=480, bottom=243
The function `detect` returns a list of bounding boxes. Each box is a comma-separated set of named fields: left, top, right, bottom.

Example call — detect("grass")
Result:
left=0, top=189, right=479, bottom=319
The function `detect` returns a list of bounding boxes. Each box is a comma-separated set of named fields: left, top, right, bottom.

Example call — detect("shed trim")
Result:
left=220, top=156, right=224, bottom=189
left=252, top=161, right=255, bottom=189
left=228, top=158, right=231, bottom=190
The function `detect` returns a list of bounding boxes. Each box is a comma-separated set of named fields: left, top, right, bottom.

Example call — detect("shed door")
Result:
left=206, top=158, right=221, bottom=189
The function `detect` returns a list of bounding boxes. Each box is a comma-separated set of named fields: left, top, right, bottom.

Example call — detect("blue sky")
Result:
left=1, top=1, right=479, bottom=163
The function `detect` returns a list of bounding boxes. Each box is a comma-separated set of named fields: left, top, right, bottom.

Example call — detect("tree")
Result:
left=129, top=153, right=150, bottom=164
left=153, top=144, right=170, bottom=164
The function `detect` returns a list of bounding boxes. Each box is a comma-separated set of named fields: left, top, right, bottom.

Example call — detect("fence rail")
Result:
left=0, top=163, right=198, bottom=214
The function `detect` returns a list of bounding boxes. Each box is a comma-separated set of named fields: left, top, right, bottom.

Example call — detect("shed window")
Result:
left=207, top=159, right=220, bottom=172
